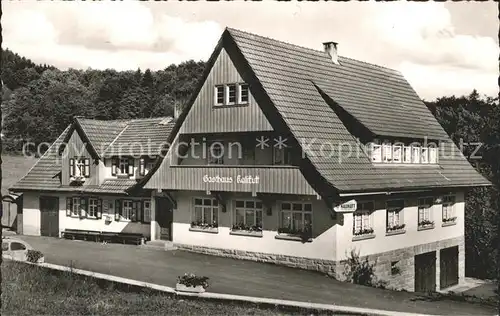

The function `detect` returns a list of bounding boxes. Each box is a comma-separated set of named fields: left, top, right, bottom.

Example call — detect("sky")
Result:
left=3, top=1, right=498, bottom=101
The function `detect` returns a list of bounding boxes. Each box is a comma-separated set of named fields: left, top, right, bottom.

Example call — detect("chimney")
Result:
left=323, top=41, right=339, bottom=65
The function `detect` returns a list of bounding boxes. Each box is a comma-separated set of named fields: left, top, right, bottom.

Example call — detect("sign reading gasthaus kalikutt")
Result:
left=333, top=199, right=357, bottom=213
left=202, top=175, right=260, bottom=184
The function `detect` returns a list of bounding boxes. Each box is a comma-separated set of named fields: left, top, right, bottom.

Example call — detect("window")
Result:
left=382, top=144, right=392, bottom=162
left=233, top=200, right=263, bottom=231
left=273, top=146, right=292, bottom=165
left=412, top=146, right=421, bottom=163
left=88, top=198, right=99, bottom=218
left=418, top=197, right=434, bottom=227
left=214, top=85, right=224, bottom=105
left=421, top=147, right=429, bottom=163
left=192, top=198, right=219, bottom=227
left=207, top=142, right=224, bottom=165
left=392, top=145, right=402, bottom=163
left=386, top=200, right=405, bottom=232
left=442, top=195, right=456, bottom=223
left=121, top=200, right=134, bottom=221
left=10, top=242, right=26, bottom=251
left=69, top=157, right=90, bottom=178
left=119, top=158, right=129, bottom=175
left=71, top=197, right=80, bottom=216
left=353, top=202, right=374, bottom=235
left=371, top=144, right=382, bottom=162
left=239, top=83, right=249, bottom=103
left=226, top=84, right=237, bottom=104
left=279, top=202, right=312, bottom=235
left=403, top=146, right=412, bottom=163
left=143, top=201, right=151, bottom=223
left=429, top=147, right=438, bottom=164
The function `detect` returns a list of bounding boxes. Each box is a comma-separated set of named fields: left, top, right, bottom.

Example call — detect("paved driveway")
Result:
left=17, top=236, right=496, bottom=315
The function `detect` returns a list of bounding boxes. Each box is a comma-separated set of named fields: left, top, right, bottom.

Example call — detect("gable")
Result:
left=61, top=130, right=98, bottom=186
left=180, top=47, right=273, bottom=134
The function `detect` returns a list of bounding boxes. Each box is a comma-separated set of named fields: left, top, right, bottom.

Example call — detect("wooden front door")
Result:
left=156, top=197, right=173, bottom=241
left=415, top=251, right=436, bottom=292
left=440, top=246, right=459, bottom=289
left=40, top=196, right=59, bottom=237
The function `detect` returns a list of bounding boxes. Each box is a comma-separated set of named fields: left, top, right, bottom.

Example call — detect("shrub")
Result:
left=177, top=273, right=209, bottom=289
left=26, top=249, right=44, bottom=263
left=343, top=250, right=375, bottom=286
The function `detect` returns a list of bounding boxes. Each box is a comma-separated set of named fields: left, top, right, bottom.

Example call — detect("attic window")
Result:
left=371, top=142, right=438, bottom=165
left=213, top=83, right=249, bottom=107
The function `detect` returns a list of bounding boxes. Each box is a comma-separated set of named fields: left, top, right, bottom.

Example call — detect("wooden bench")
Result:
left=61, top=229, right=144, bottom=245
left=62, top=229, right=101, bottom=241
left=115, top=232, right=144, bottom=245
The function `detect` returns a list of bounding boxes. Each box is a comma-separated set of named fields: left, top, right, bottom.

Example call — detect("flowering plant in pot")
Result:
left=176, top=273, right=210, bottom=293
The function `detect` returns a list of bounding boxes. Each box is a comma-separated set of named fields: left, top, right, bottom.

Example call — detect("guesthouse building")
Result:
left=131, top=28, right=491, bottom=292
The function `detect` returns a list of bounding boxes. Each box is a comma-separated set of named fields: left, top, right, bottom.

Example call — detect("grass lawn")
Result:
left=1, top=154, right=37, bottom=195
left=1, top=261, right=349, bottom=316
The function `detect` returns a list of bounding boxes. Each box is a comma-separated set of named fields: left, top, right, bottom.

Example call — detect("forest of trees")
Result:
left=1, top=49, right=499, bottom=280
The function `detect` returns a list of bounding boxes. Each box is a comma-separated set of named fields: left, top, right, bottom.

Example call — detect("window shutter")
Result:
left=69, top=158, right=75, bottom=177
left=139, top=158, right=145, bottom=176
left=97, top=199, right=102, bottom=219
left=136, top=201, right=143, bottom=222
left=111, top=158, right=118, bottom=176
left=66, top=197, right=72, bottom=217
left=131, top=201, right=138, bottom=222
left=115, top=199, right=121, bottom=221
left=84, top=158, right=90, bottom=177
left=80, top=197, right=87, bottom=218
left=128, top=158, right=134, bottom=176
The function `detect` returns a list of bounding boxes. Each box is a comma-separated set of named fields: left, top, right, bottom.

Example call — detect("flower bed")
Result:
left=176, top=273, right=209, bottom=293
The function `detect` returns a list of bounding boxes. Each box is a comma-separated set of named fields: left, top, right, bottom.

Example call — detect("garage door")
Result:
left=40, top=196, right=59, bottom=237
left=440, top=246, right=459, bottom=289
left=415, top=251, right=436, bottom=292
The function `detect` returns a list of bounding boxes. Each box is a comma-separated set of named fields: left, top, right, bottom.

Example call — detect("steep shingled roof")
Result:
left=226, top=28, right=489, bottom=192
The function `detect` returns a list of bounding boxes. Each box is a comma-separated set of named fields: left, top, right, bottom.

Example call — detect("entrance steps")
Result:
left=141, top=239, right=177, bottom=251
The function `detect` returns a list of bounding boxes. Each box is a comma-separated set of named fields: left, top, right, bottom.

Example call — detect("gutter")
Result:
left=339, top=183, right=492, bottom=197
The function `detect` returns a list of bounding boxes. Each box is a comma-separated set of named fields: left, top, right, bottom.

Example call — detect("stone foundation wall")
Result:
left=176, top=235, right=465, bottom=292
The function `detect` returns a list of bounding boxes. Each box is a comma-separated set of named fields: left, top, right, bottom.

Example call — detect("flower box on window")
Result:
left=442, top=216, right=457, bottom=227
left=189, top=221, right=219, bottom=233
left=276, top=226, right=312, bottom=242
left=353, top=228, right=374, bottom=236
left=418, top=220, right=435, bottom=230
left=69, top=175, right=86, bottom=186
left=230, top=224, right=263, bottom=237
left=386, top=224, right=406, bottom=236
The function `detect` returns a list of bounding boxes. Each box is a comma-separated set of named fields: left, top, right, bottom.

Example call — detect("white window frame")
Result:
left=412, top=145, right=421, bottom=164
left=418, top=197, right=434, bottom=226
left=118, top=158, right=129, bottom=175
left=88, top=198, right=99, bottom=218
left=71, top=197, right=80, bottom=216
left=279, top=202, right=312, bottom=234
left=353, top=201, right=374, bottom=235
left=429, top=146, right=438, bottom=164
left=382, top=143, right=392, bottom=163
left=121, top=200, right=133, bottom=221
left=273, top=146, right=292, bottom=165
left=371, top=143, right=382, bottom=163
left=421, top=147, right=429, bottom=164
left=238, top=83, right=249, bottom=104
left=392, top=145, right=402, bottom=163
left=214, top=85, right=224, bottom=106
left=192, top=198, right=219, bottom=227
left=386, top=199, right=404, bottom=231
left=442, top=195, right=456, bottom=222
left=233, top=200, right=263, bottom=231
left=225, top=84, right=237, bottom=105
left=403, top=146, right=412, bottom=163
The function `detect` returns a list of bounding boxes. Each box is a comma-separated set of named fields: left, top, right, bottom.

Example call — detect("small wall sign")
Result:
left=334, top=199, right=357, bottom=213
